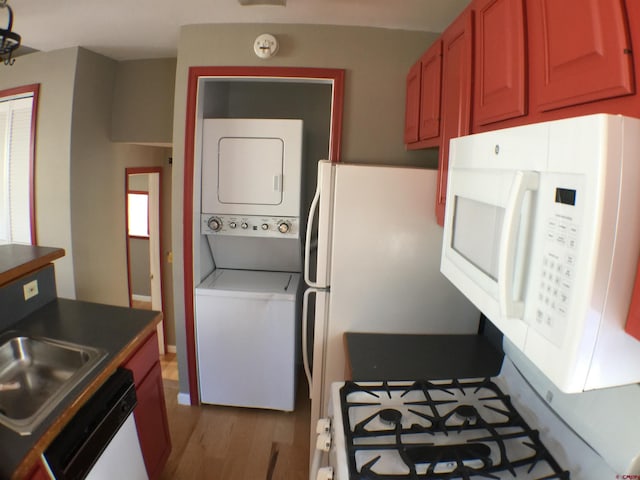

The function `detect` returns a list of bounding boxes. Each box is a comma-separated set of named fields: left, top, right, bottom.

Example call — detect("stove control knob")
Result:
left=241, top=222, right=249, bottom=229
left=207, top=217, right=222, bottom=232
left=261, top=223, right=270, bottom=231
left=229, top=222, right=237, bottom=229
left=277, top=221, right=290, bottom=234
left=316, top=467, right=334, bottom=480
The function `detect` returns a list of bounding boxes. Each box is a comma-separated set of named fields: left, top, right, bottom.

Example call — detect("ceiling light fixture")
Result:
left=0, top=0, right=20, bottom=66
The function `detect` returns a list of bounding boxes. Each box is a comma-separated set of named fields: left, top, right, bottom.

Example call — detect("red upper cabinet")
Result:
left=436, top=10, right=474, bottom=226
left=473, top=0, right=527, bottom=126
left=419, top=40, right=443, bottom=141
left=528, top=0, right=634, bottom=112
left=404, top=61, right=421, bottom=144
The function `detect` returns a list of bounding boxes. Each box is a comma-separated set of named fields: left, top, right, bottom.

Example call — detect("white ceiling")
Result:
left=9, top=0, right=471, bottom=61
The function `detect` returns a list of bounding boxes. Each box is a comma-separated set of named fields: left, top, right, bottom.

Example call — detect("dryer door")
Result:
left=218, top=136, right=283, bottom=206
left=201, top=118, right=303, bottom=217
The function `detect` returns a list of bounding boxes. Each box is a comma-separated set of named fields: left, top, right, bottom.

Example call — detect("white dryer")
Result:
left=200, top=118, right=304, bottom=272
left=195, top=269, right=301, bottom=411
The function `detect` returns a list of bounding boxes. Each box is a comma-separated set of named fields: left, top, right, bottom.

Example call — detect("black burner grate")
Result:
left=339, top=379, right=570, bottom=480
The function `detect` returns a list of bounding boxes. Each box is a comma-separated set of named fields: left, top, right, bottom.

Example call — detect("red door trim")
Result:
left=182, top=66, right=345, bottom=405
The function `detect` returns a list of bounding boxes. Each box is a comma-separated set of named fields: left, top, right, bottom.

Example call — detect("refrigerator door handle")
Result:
left=302, top=287, right=317, bottom=398
left=304, top=178, right=322, bottom=287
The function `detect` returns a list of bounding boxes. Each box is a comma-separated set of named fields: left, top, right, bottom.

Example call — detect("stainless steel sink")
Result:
left=0, top=333, right=106, bottom=435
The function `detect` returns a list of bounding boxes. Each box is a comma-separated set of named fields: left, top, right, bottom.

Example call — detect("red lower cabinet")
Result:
left=26, top=461, right=50, bottom=480
left=124, top=332, right=171, bottom=480
left=134, top=361, right=171, bottom=479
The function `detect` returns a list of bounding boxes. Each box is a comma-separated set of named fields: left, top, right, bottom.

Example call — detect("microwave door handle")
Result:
left=302, top=287, right=316, bottom=398
left=498, top=171, right=539, bottom=319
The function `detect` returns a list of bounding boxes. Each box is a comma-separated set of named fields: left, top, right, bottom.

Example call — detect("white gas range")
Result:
left=312, top=340, right=640, bottom=479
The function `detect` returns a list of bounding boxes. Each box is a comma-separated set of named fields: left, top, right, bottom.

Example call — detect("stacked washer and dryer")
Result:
left=195, top=118, right=304, bottom=412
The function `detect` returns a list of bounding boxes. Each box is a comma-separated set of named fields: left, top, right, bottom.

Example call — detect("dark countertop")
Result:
left=345, top=333, right=504, bottom=381
left=0, top=245, right=65, bottom=288
left=1, top=298, right=161, bottom=480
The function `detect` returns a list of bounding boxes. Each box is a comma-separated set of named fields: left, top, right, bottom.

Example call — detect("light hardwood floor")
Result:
left=159, top=356, right=311, bottom=480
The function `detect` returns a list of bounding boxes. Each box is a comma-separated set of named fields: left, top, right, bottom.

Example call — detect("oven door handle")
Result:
left=498, top=170, right=539, bottom=319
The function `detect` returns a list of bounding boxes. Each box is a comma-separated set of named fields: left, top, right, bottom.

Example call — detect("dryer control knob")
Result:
left=207, top=217, right=222, bottom=232
left=241, top=222, right=249, bottom=229
left=261, top=223, right=270, bottom=231
left=229, top=222, right=237, bottom=229
left=278, top=222, right=290, bottom=234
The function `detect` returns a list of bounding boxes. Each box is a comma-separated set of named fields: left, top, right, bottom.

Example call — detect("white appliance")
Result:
left=43, top=369, right=148, bottom=480
left=201, top=118, right=303, bottom=218
left=441, top=113, right=640, bottom=393
left=303, top=161, right=480, bottom=453
left=195, top=269, right=301, bottom=411
left=200, top=118, right=304, bottom=272
left=314, top=338, right=640, bottom=479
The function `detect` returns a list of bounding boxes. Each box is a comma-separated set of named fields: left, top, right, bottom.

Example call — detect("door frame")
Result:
left=125, top=166, right=167, bottom=352
left=182, top=66, right=345, bottom=405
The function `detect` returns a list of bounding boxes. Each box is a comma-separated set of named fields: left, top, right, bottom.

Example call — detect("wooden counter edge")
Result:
left=0, top=248, right=65, bottom=288
left=11, top=312, right=163, bottom=480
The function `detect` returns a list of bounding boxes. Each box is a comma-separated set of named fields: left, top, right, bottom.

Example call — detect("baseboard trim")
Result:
left=166, top=344, right=176, bottom=353
left=177, top=392, right=192, bottom=406
left=132, top=294, right=152, bottom=302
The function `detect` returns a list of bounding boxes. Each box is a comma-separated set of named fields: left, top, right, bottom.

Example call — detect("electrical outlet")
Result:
left=23, top=280, right=39, bottom=300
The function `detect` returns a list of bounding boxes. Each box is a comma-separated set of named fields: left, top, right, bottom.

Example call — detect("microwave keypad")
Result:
left=534, top=217, right=578, bottom=346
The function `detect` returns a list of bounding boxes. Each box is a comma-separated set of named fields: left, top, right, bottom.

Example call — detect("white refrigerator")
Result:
left=302, top=160, right=480, bottom=445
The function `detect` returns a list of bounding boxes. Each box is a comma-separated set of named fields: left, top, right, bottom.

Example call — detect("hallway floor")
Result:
left=158, top=355, right=311, bottom=480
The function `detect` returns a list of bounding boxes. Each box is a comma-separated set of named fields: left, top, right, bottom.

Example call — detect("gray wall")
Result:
left=0, top=48, right=79, bottom=298
left=0, top=48, right=176, bottom=345
left=171, top=23, right=440, bottom=396
left=111, top=58, right=176, bottom=145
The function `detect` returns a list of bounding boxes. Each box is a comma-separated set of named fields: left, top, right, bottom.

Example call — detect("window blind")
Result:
left=0, top=95, right=33, bottom=244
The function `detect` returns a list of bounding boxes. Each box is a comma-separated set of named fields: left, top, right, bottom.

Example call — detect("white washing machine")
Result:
left=195, top=269, right=301, bottom=411
left=200, top=118, right=304, bottom=272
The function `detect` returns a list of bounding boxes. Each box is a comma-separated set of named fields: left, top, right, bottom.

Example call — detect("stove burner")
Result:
left=378, top=408, right=402, bottom=426
left=340, top=379, right=570, bottom=480
left=454, top=404, right=477, bottom=423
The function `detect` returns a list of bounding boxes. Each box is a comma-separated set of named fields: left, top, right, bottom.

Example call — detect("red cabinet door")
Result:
left=473, top=0, right=526, bottom=126
left=528, top=0, right=634, bottom=112
left=134, top=361, right=171, bottom=480
left=419, top=39, right=443, bottom=140
left=404, top=61, right=421, bottom=144
left=27, top=461, right=50, bottom=480
left=436, top=10, right=473, bottom=226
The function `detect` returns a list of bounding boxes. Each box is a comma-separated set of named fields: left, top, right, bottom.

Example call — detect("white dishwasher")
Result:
left=195, top=269, right=301, bottom=411
left=43, top=368, right=147, bottom=479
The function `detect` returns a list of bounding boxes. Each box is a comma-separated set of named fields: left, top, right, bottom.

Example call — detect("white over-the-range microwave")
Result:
left=441, top=113, right=640, bottom=393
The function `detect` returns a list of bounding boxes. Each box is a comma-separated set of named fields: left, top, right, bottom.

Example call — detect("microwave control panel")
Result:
left=532, top=214, right=578, bottom=346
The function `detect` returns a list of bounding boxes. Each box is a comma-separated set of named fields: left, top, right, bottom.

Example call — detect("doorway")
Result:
left=125, top=167, right=166, bottom=354
left=182, top=66, right=345, bottom=405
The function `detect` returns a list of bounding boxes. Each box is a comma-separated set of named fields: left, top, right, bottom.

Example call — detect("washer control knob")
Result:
left=207, top=217, right=222, bottom=232
left=241, top=222, right=249, bottom=229
left=261, top=223, right=270, bottom=231
left=229, top=222, right=237, bottom=229
left=278, top=221, right=290, bottom=234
